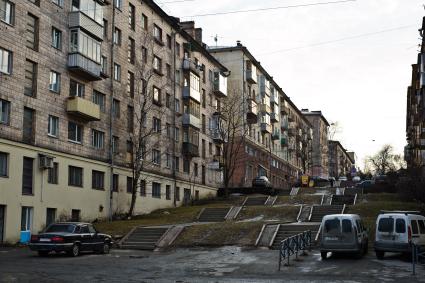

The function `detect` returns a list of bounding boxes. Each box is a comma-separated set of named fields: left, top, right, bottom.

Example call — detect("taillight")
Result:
left=51, top=236, right=64, bottom=243
left=408, top=226, right=412, bottom=242
left=30, top=235, right=38, bottom=242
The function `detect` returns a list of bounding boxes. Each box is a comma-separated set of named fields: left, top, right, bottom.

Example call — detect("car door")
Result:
left=377, top=216, right=395, bottom=245
left=79, top=225, right=93, bottom=251
left=417, top=219, right=425, bottom=246
left=88, top=224, right=102, bottom=250
left=411, top=220, right=420, bottom=245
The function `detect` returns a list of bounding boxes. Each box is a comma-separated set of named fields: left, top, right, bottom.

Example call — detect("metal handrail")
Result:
left=412, top=243, right=425, bottom=275
left=278, top=230, right=312, bottom=270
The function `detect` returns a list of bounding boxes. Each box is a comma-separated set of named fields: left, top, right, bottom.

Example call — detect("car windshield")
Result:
left=45, top=224, right=76, bottom=233
left=378, top=218, right=394, bottom=233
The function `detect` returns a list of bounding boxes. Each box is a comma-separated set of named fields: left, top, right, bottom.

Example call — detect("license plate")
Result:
left=325, top=237, right=338, bottom=241
left=39, top=238, right=51, bottom=242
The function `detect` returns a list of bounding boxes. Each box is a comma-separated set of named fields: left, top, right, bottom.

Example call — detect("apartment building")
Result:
left=328, top=140, right=355, bottom=178
left=405, top=17, right=425, bottom=176
left=209, top=42, right=313, bottom=189
left=301, top=110, right=329, bottom=178
left=0, top=0, right=228, bottom=243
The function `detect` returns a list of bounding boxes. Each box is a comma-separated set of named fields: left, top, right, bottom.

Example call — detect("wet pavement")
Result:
left=0, top=246, right=423, bottom=282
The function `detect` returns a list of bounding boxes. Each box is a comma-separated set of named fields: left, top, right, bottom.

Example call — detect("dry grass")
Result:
left=275, top=194, right=322, bottom=205
left=174, top=222, right=264, bottom=247
left=237, top=206, right=299, bottom=222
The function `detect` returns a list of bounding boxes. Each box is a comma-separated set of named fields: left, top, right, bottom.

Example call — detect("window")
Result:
left=113, top=27, right=121, bottom=45
left=195, top=190, right=199, bottom=201
left=140, top=180, right=146, bottom=196
left=202, top=139, right=205, bottom=158
left=165, top=93, right=171, bottom=109
left=51, top=27, right=62, bottom=50
left=395, top=219, right=406, bottom=234
left=141, top=13, right=148, bottom=30
left=128, top=3, right=135, bottom=29
left=21, top=207, right=33, bottom=231
left=175, top=186, right=180, bottom=201
left=70, top=30, right=101, bottom=63
left=48, top=162, right=59, bottom=184
left=127, top=71, right=134, bottom=97
left=112, top=174, right=119, bottom=192
left=166, top=185, right=171, bottom=200
left=152, top=182, right=161, bottom=198
left=26, top=13, right=38, bottom=50
left=0, top=47, right=12, bottom=74
left=152, top=149, right=161, bottom=165
left=112, top=99, right=120, bottom=118
left=153, top=25, right=162, bottom=42
left=23, top=108, right=35, bottom=143
left=69, top=80, right=84, bottom=97
left=342, top=219, right=352, bottom=233
left=71, top=0, right=103, bottom=24
left=153, top=56, right=162, bottom=73
left=103, top=19, right=108, bottom=38
left=378, top=218, right=394, bottom=233
left=0, top=99, right=10, bottom=124
left=175, top=157, right=180, bottom=171
left=166, top=34, right=171, bottom=49
left=68, top=122, right=83, bottom=143
left=49, top=71, right=61, bottom=93
left=48, top=115, right=59, bottom=137
left=69, top=166, right=83, bottom=187
left=153, top=117, right=161, bottom=133
left=92, top=170, right=104, bottom=190
left=71, top=209, right=80, bottom=222
left=165, top=153, right=171, bottom=168
left=0, top=0, right=14, bottom=25
left=202, top=89, right=206, bottom=108
left=113, top=63, right=121, bottom=81
left=127, top=106, right=134, bottom=132
left=166, top=63, right=171, bottom=78
left=175, top=127, right=180, bottom=141
left=324, top=219, right=340, bottom=233
left=209, top=142, right=212, bottom=155
left=175, top=99, right=180, bottom=113
left=183, top=159, right=190, bottom=174
left=92, top=90, right=105, bottom=111
left=176, top=42, right=181, bottom=57
left=24, top=60, right=37, bottom=97
left=0, top=152, right=8, bottom=177
left=128, top=37, right=135, bottom=64
left=166, top=123, right=171, bottom=138
left=46, top=208, right=56, bottom=227
left=114, top=0, right=122, bottom=9
left=91, top=129, right=104, bottom=149
left=202, top=64, right=206, bottom=83
left=412, top=220, right=419, bottom=234
left=419, top=220, right=425, bottom=234
left=153, top=86, right=161, bottom=105
left=175, top=70, right=180, bottom=84
left=112, top=136, right=119, bottom=153
left=194, top=163, right=198, bottom=177
left=202, top=114, right=206, bottom=134
left=126, top=176, right=133, bottom=193
left=141, top=46, right=147, bottom=63
left=22, top=157, right=34, bottom=195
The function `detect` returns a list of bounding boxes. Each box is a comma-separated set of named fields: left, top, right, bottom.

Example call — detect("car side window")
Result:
left=411, top=220, right=419, bottom=235
left=356, top=220, right=362, bottom=233
left=80, top=225, right=90, bottom=234
left=395, top=219, right=406, bottom=233
left=74, top=226, right=81, bottom=234
left=418, top=220, right=425, bottom=234
left=88, top=225, right=96, bottom=234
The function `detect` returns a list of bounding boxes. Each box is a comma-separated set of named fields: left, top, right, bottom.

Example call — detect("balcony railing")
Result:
left=182, top=113, right=200, bottom=129
left=260, top=123, right=272, bottom=133
left=182, top=58, right=201, bottom=75
left=182, top=86, right=201, bottom=103
left=66, top=96, right=100, bottom=121
left=182, top=142, right=199, bottom=157
left=213, top=72, right=227, bottom=97
left=69, top=11, right=103, bottom=41
left=247, top=99, right=258, bottom=124
left=68, top=53, right=101, bottom=81
left=211, top=128, right=226, bottom=143
left=271, top=112, right=280, bottom=123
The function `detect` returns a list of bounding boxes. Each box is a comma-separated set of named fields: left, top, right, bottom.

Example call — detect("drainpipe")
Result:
left=108, top=4, right=116, bottom=221
left=172, top=28, right=179, bottom=207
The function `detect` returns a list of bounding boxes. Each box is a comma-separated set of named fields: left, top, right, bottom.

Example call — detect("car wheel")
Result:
left=375, top=251, right=384, bottom=260
left=101, top=243, right=110, bottom=254
left=38, top=251, right=49, bottom=257
left=68, top=244, right=80, bottom=257
left=321, top=251, right=327, bottom=260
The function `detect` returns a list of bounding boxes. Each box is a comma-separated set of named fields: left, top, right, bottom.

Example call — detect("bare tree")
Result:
left=328, top=121, right=343, bottom=140
left=366, top=144, right=405, bottom=175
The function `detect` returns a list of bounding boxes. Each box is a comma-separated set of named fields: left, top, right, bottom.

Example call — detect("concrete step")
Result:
left=120, top=227, right=169, bottom=250
left=270, top=223, right=320, bottom=250
left=244, top=197, right=269, bottom=206
left=331, top=195, right=356, bottom=205
left=198, top=207, right=230, bottom=222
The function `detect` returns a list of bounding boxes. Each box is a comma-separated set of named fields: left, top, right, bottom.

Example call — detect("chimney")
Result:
left=180, top=21, right=202, bottom=44
left=236, top=40, right=242, bottom=47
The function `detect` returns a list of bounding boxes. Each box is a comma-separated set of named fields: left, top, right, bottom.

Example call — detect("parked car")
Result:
left=356, top=180, right=373, bottom=189
left=374, top=211, right=425, bottom=259
left=252, top=176, right=272, bottom=188
left=320, top=214, right=368, bottom=260
left=29, top=222, right=112, bottom=257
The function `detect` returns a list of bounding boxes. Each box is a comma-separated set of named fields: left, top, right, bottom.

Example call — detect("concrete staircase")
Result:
left=331, top=194, right=357, bottom=205
left=309, top=205, right=344, bottom=222
left=197, top=207, right=230, bottom=222
left=243, top=196, right=269, bottom=206
left=297, top=205, right=312, bottom=222
left=120, top=227, right=169, bottom=250
left=270, top=223, right=320, bottom=250
left=264, top=196, right=277, bottom=206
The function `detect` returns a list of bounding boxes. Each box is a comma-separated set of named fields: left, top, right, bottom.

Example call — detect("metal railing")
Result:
left=278, top=230, right=312, bottom=270
left=412, top=243, right=425, bottom=275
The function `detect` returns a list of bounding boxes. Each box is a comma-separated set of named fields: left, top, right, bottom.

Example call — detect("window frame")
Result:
left=0, top=0, right=15, bottom=26
left=48, top=115, right=59, bottom=138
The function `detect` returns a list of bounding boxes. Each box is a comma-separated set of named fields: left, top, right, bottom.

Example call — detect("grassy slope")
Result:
left=237, top=206, right=299, bottom=222
left=275, top=194, right=322, bottom=205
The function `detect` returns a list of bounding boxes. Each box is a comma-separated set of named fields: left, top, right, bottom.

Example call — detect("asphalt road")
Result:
left=0, top=246, right=423, bottom=282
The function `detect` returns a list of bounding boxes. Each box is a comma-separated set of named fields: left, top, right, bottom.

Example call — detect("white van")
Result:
left=374, top=211, right=425, bottom=259
left=320, top=214, right=368, bottom=259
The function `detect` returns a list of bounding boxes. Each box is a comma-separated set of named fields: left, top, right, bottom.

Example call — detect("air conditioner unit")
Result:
left=39, top=155, right=54, bottom=169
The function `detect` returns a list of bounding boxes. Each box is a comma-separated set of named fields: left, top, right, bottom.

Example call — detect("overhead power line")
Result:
left=183, top=0, right=357, bottom=18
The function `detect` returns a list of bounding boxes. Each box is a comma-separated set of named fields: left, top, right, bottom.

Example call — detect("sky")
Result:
left=156, top=0, right=423, bottom=169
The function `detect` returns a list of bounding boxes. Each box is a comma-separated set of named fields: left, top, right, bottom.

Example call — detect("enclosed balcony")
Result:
left=246, top=61, right=257, bottom=84
left=211, top=128, right=227, bottom=144
left=69, top=11, right=104, bottom=41
left=270, top=88, right=279, bottom=104
left=270, top=112, right=279, bottom=123
left=68, top=53, right=102, bottom=81
left=259, top=103, right=271, bottom=114
left=182, top=113, right=200, bottom=129
left=288, top=128, right=296, bottom=136
left=281, top=119, right=288, bottom=130
left=183, top=58, right=201, bottom=75
left=259, top=76, right=271, bottom=96
left=182, top=142, right=199, bottom=157
left=260, top=123, right=272, bottom=133
left=246, top=99, right=258, bottom=124
left=281, top=137, right=288, bottom=146
left=66, top=96, right=100, bottom=121
left=281, top=100, right=289, bottom=114
left=213, top=72, right=227, bottom=97
left=272, top=129, right=280, bottom=140
left=182, top=86, right=201, bottom=103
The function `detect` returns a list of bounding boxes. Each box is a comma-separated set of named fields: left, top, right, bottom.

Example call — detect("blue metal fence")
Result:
left=278, top=230, right=312, bottom=271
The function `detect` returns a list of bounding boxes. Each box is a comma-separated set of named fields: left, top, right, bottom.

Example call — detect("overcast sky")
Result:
left=157, top=0, right=423, bottom=168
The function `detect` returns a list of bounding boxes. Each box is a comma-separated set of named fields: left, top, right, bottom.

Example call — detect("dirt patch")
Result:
left=237, top=206, right=299, bottom=222
left=275, top=195, right=322, bottom=205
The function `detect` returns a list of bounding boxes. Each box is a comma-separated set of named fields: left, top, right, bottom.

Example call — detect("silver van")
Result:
left=320, top=214, right=368, bottom=259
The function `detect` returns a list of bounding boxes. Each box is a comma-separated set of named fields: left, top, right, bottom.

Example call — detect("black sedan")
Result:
left=29, top=222, right=112, bottom=257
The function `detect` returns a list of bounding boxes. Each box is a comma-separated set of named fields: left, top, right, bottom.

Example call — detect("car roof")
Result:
left=53, top=222, right=92, bottom=226
left=322, top=214, right=360, bottom=220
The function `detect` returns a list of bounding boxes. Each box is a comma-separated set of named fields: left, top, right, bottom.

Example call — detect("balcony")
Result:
left=259, top=76, right=270, bottom=96
left=272, top=130, right=280, bottom=140
left=288, top=113, right=295, bottom=122
left=182, top=142, right=199, bottom=157
left=281, top=137, right=288, bottom=146
left=66, top=96, right=100, bottom=121
left=247, top=99, right=258, bottom=124
left=270, top=112, right=280, bottom=123
left=260, top=123, right=272, bottom=133
left=288, top=128, right=296, bottom=136
left=69, top=11, right=103, bottom=41
left=259, top=103, right=271, bottom=114
left=281, top=120, right=288, bottom=130
left=270, top=91, right=279, bottom=104
left=68, top=53, right=102, bottom=81
left=213, top=72, right=227, bottom=97
left=182, top=86, right=201, bottom=103
left=280, top=101, right=289, bottom=114
left=182, top=113, right=200, bottom=129
left=211, top=128, right=226, bottom=143
left=182, top=58, right=201, bottom=75
left=246, top=61, right=257, bottom=84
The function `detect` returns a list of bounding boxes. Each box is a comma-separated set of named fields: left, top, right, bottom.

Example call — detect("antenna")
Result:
left=214, top=34, right=218, bottom=47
